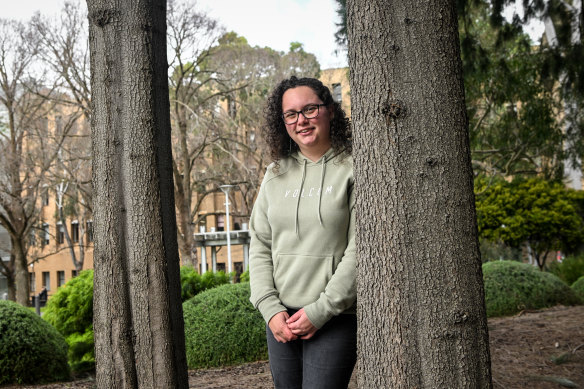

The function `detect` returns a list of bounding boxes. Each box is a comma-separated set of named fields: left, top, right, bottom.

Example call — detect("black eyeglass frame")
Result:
left=282, top=103, right=327, bottom=125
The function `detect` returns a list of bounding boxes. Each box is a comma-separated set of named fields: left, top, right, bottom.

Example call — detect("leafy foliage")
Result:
left=180, top=266, right=230, bottom=302
left=475, top=178, right=584, bottom=269
left=548, top=255, right=584, bottom=286
left=482, top=261, right=581, bottom=317
left=43, top=270, right=94, bottom=373
left=0, top=300, right=69, bottom=384
left=572, top=276, right=584, bottom=301
left=183, top=282, right=267, bottom=368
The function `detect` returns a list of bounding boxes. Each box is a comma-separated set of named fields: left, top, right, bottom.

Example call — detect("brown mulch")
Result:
left=4, top=305, right=583, bottom=388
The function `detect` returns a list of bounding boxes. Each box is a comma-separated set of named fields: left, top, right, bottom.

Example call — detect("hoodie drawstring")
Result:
left=317, top=158, right=326, bottom=226
left=295, top=159, right=307, bottom=238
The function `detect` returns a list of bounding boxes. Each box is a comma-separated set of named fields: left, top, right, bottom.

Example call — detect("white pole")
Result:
left=219, top=185, right=235, bottom=275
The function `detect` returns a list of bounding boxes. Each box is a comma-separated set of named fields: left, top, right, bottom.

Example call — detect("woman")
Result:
left=249, top=76, right=356, bottom=389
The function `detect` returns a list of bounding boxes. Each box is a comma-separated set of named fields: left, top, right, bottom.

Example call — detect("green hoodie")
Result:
left=249, top=148, right=356, bottom=329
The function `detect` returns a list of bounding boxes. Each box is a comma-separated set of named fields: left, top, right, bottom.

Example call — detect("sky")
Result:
left=2, top=0, right=544, bottom=69
left=1, top=0, right=349, bottom=69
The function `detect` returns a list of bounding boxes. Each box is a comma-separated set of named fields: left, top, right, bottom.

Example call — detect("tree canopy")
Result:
left=475, top=177, right=584, bottom=269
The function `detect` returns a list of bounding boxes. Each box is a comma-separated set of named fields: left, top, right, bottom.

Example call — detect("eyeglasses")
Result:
left=282, top=104, right=326, bottom=125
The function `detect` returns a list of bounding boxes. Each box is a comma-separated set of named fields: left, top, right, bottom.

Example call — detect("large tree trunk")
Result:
left=86, top=0, right=188, bottom=387
left=347, top=1, right=492, bottom=387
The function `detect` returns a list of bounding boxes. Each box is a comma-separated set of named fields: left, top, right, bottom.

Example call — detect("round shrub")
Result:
left=572, top=276, right=584, bottom=301
left=483, top=261, right=582, bottom=317
left=43, top=270, right=94, bottom=373
left=183, top=282, right=267, bottom=368
left=0, top=300, right=70, bottom=384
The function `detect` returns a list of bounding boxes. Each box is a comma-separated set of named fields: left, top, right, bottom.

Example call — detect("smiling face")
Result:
left=282, top=86, right=332, bottom=160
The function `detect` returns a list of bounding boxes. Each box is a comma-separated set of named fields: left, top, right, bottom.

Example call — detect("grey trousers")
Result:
left=266, top=310, right=357, bottom=389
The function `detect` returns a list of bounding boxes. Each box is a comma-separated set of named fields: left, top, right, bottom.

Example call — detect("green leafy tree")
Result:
left=476, top=178, right=584, bottom=269
left=334, top=0, right=575, bottom=180
left=461, top=4, right=565, bottom=178
left=490, top=0, right=584, bottom=187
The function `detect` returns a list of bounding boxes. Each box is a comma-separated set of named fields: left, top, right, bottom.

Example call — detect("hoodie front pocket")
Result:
left=273, top=253, right=333, bottom=308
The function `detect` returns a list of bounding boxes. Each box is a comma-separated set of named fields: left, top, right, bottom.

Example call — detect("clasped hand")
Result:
left=268, top=308, right=318, bottom=343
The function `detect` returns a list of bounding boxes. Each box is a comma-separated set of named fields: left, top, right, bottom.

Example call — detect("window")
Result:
left=57, top=223, right=65, bottom=245
left=71, top=221, right=79, bottom=243
left=217, top=263, right=226, bottom=272
left=29, top=272, right=36, bottom=293
left=86, top=220, right=94, bottom=243
left=216, top=215, right=225, bottom=232
left=42, top=223, right=50, bottom=246
left=41, top=187, right=49, bottom=206
left=42, top=271, right=51, bottom=291
left=332, top=83, right=342, bottom=103
left=71, top=270, right=78, bottom=278
left=57, top=271, right=65, bottom=287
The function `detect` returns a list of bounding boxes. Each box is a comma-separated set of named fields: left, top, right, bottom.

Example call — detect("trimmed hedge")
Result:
left=0, top=300, right=70, bottom=385
left=183, top=282, right=267, bottom=368
left=572, top=276, right=584, bottom=301
left=43, top=270, right=94, bottom=373
left=483, top=261, right=582, bottom=317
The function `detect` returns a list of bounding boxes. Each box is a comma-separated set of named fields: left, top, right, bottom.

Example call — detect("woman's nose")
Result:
left=297, top=112, right=309, bottom=124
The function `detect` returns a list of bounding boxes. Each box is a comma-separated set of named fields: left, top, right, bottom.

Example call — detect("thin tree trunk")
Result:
left=87, top=0, right=188, bottom=387
left=5, top=256, right=16, bottom=301
left=347, top=1, right=492, bottom=387
left=13, top=237, right=29, bottom=306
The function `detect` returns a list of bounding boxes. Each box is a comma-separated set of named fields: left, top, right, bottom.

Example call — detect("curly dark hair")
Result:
left=263, top=76, right=351, bottom=163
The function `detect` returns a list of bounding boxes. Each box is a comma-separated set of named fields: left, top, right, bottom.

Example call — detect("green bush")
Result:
left=43, top=270, right=94, bottom=373
left=183, top=282, right=267, bottom=368
left=0, top=300, right=70, bottom=384
left=483, top=261, right=582, bottom=317
left=572, top=276, right=584, bottom=301
left=180, top=267, right=230, bottom=302
left=240, top=269, right=250, bottom=282
left=548, top=254, right=584, bottom=286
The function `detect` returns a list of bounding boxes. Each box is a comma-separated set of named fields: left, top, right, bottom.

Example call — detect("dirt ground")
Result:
left=4, top=305, right=583, bottom=389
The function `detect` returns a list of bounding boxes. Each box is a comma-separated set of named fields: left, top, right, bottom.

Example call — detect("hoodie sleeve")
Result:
left=303, top=178, right=356, bottom=329
left=249, top=173, right=287, bottom=324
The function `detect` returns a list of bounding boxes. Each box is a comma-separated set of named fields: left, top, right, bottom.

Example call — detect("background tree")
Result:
left=461, top=3, right=565, bottom=179
left=86, top=0, right=188, bottom=386
left=346, top=0, right=492, bottom=386
left=31, top=0, right=93, bottom=274
left=491, top=0, right=584, bottom=188
left=476, top=177, right=584, bottom=269
left=336, top=0, right=569, bottom=181
left=0, top=19, right=72, bottom=304
left=169, top=28, right=320, bottom=271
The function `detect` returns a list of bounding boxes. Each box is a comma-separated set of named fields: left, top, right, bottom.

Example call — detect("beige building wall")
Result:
left=320, top=67, right=351, bottom=117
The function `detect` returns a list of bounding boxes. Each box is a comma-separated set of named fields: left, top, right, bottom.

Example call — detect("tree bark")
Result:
left=347, top=1, right=492, bottom=387
left=86, top=0, right=188, bottom=387
left=13, top=237, right=29, bottom=306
